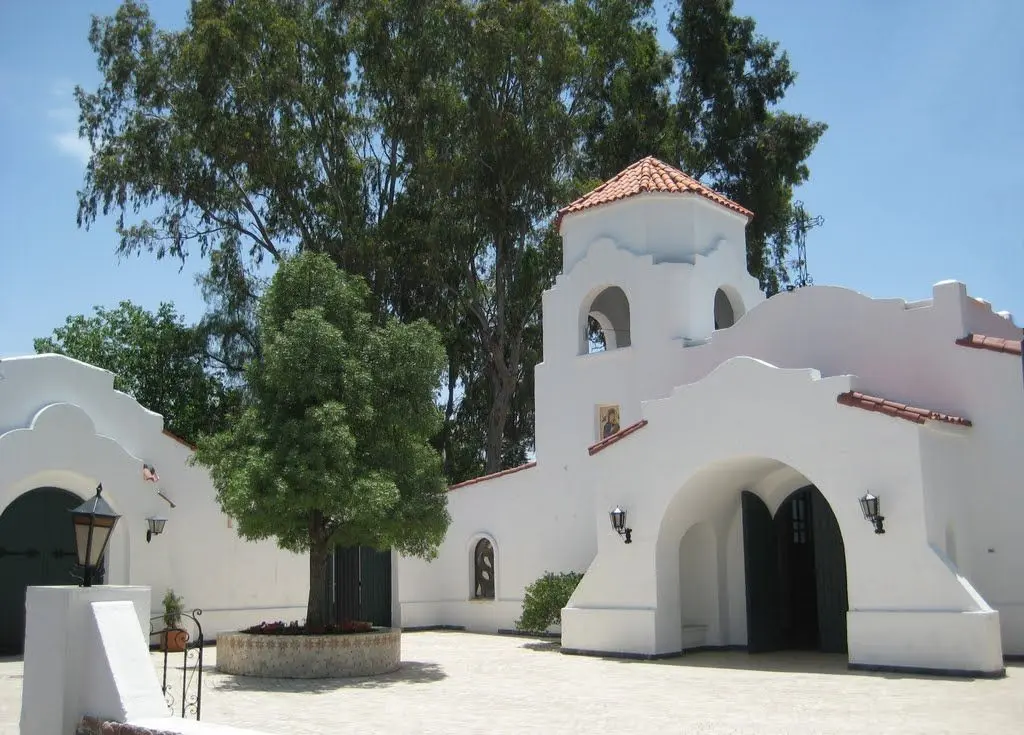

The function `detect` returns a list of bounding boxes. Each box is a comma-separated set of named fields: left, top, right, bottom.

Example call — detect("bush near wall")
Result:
left=514, top=571, right=584, bottom=634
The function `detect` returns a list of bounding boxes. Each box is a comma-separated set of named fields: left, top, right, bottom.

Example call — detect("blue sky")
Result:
left=2, top=0, right=1022, bottom=358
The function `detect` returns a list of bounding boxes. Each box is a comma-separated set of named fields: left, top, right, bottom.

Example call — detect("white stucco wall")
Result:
left=560, top=357, right=1003, bottom=673
left=559, top=194, right=750, bottom=276
left=397, top=181, right=1021, bottom=675
left=399, top=464, right=597, bottom=632
left=0, top=355, right=309, bottom=640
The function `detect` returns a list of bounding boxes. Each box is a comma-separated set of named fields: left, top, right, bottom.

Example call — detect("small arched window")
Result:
left=473, top=538, right=495, bottom=599
left=581, top=286, right=631, bottom=354
left=714, top=288, right=735, bottom=330
left=714, top=286, right=746, bottom=330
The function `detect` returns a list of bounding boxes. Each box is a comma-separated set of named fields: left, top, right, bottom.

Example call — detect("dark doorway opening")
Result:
left=329, top=545, right=392, bottom=628
left=742, top=487, right=848, bottom=654
left=0, top=487, right=92, bottom=655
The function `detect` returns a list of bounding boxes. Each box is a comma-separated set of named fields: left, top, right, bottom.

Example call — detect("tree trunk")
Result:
left=305, top=511, right=330, bottom=631
left=483, top=371, right=516, bottom=474
left=306, top=545, right=330, bottom=631
left=442, top=352, right=459, bottom=477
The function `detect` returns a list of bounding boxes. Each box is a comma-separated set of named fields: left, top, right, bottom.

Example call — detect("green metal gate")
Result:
left=331, top=545, right=392, bottom=628
left=0, top=488, right=86, bottom=655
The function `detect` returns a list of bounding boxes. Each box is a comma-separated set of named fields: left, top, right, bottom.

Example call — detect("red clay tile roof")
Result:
left=836, top=392, right=972, bottom=427
left=955, top=334, right=1022, bottom=357
left=448, top=461, right=537, bottom=491
left=557, top=157, right=753, bottom=227
left=588, top=419, right=650, bottom=456
left=162, top=429, right=196, bottom=450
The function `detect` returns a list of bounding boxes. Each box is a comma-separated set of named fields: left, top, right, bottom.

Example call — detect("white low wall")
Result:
left=22, top=585, right=161, bottom=735
left=848, top=610, right=1004, bottom=676
left=22, top=584, right=275, bottom=735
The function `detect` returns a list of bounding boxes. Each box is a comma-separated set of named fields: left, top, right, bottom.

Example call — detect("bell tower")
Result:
left=533, top=157, right=765, bottom=462
left=549, top=157, right=764, bottom=355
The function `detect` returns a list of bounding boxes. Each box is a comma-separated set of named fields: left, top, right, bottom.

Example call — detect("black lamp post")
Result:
left=858, top=492, right=885, bottom=534
left=70, top=484, right=121, bottom=587
left=609, top=506, right=632, bottom=544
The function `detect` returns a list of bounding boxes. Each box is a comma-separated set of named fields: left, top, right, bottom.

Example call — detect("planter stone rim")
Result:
left=215, top=626, right=401, bottom=679
left=220, top=626, right=399, bottom=639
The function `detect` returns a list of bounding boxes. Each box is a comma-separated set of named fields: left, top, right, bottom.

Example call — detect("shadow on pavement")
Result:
left=522, top=639, right=1011, bottom=683
left=209, top=660, right=447, bottom=693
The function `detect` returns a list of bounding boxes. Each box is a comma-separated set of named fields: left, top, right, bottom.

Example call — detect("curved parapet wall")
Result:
left=216, top=629, right=401, bottom=678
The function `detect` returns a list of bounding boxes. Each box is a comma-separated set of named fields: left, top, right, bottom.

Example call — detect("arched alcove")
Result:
left=655, top=456, right=849, bottom=654
left=679, top=521, right=717, bottom=645
left=472, top=537, right=495, bottom=600
left=714, top=286, right=745, bottom=330
left=581, top=286, right=631, bottom=354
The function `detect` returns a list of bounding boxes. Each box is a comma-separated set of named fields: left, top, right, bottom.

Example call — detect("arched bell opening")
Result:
left=580, top=286, right=631, bottom=354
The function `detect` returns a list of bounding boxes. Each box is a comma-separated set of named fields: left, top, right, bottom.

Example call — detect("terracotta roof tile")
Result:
left=955, top=334, right=1022, bottom=357
left=557, top=157, right=753, bottom=227
left=588, top=419, right=650, bottom=456
left=836, top=392, right=972, bottom=427
left=162, top=428, right=196, bottom=450
left=448, top=461, right=537, bottom=491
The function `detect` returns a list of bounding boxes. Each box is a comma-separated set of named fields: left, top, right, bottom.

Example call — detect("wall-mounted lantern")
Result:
left=146, top=516, right=167, bottom=543
left=858, top=492, right=885, bottom=534
left=70, top=484, right=121, bottom=587
left=609, top=506, right=632, bottom=544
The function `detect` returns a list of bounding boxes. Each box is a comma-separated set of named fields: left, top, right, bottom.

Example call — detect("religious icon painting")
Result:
left=597, top=404, right=621, bottom=440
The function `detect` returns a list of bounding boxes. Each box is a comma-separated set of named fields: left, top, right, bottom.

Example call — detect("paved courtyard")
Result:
left=3, top=631, right=1024, bottom=734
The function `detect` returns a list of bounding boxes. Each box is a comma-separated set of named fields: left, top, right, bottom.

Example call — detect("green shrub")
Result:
left=514, top=571, right=584, bottom=634
left=162, top=588, right=184, bottom=629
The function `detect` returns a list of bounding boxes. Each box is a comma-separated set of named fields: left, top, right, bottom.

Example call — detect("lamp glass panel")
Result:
left=859, top=494, right=879, bottom=520
left=73, top=520, right=93, bottom=567
left=73, top=514, right=118, bottom=566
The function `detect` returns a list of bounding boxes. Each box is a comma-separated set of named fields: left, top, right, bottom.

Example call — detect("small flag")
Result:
left=142, top=463, right=160, bottom=483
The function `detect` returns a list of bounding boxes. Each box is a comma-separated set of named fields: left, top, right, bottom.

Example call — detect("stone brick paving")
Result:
left=4, top=632, right=1024, bottom=734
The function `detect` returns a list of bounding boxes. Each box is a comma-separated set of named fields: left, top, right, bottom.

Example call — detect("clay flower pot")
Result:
left=162, top=629, right=188, bottom=653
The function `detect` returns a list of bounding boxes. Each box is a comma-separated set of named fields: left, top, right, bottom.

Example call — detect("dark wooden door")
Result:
left=810, top=488, right=849, bottom=653
left=742, top=491, right=783, bottom=652
left=333, top=545, right=361, bottom=623
left=331, top=545, right=392, bottom=628
left=0, top=488, right=83, bottom=655
left=776, top=489, right=819, bottom=649
left=359, top=547, right=392, bottom=628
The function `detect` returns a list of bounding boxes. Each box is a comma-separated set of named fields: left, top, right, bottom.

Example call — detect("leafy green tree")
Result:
left=569, top=0, right=673, bottom=180
left=667, top=0, right=828, bottom=294
left=34, top=301, right=238, bottom=444
left=191, top=252, right=450, bottom=630
left=371, top=0, right=574, bottom=474
left=74, top=0, right=826, bottom=482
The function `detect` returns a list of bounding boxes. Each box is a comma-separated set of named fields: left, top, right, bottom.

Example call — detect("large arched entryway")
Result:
left=0, top=487, right=96, bottom=655
left=742, top=486, right=848, bottom=654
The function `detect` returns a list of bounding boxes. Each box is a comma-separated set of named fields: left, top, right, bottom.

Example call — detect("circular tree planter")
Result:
left=216, top=628, right=401, bottom=678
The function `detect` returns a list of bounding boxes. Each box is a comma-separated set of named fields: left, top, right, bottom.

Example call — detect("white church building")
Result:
left=398, top=157, right=1024, bottom=677
left=3, top=157, right=1021, bottom=678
